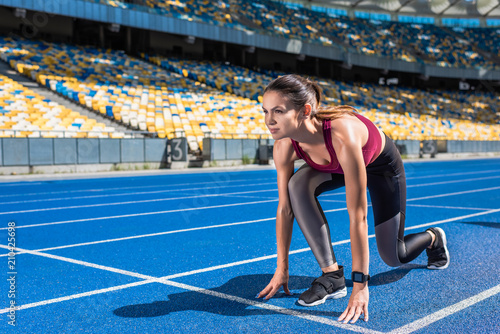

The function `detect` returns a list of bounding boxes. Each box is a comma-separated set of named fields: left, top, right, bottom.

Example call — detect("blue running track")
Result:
left=1, top=158, right=499, bottom=333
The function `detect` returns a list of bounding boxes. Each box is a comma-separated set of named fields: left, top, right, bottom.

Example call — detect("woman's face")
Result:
left=262, top=90, right=302, bottom=140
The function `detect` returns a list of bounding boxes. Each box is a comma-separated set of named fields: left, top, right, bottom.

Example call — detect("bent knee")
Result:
left=375, top=214, right=404, bottom=267
left=378, top=249, right=403, bottom=267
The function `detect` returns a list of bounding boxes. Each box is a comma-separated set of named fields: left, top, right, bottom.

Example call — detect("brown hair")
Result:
left=264, top=74, right=357, bottom=121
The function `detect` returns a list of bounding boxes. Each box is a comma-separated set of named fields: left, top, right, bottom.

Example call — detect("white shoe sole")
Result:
left=297, top=287, right=347, bottom=307
left=427, top=227, right=450, bottom=270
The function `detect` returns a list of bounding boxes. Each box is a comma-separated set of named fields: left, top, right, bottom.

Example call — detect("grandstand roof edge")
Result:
left=273, top=0, right=500, bottom=20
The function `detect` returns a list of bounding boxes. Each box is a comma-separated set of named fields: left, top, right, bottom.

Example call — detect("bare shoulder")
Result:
left=329, top=115, right=365, bottom=148
left=273, top=138, right=298, bottom=167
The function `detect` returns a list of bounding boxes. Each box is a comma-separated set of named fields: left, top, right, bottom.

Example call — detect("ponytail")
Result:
left=309, top=80, right=321, bottom=107
left=313, top=105, right=358, bottom=121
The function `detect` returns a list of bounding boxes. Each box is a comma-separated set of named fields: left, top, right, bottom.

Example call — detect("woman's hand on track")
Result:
left=338, top=283, right=369, bottom=323
left=256, top=267, right=291, bottom=300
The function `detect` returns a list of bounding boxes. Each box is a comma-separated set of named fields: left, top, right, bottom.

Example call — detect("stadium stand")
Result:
left=224, top=1, right=333, bottom=45
left=148, top=52, right=499, bottom=124
left=89, top=0, right=500, bottom=69
left=145, top=54, right=500, bottom=141
left=145, top=55, right=274, bottom=101
left=379, top=21, right=498, bottom=69
left=1, top=27, right=499, bottom=149
left=315, top=77, right=500, bottom=141
left=226, top=1, right=416, bottom=62
left=231, top=0, right=499, bottom=68
left=297, top=75, right=500, bottom=141
left=0, top=35, right=268, bottom=150
left=462, top=27, right=500, bottom=60
left=93, top=0, right=255, bottom=31
left=0, top=74, right=115, bottom=138
left=143, top=0, right=250, bottom=31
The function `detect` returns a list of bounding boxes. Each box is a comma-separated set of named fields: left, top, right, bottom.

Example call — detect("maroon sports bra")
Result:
left=290, top=113, right=383, bottom=174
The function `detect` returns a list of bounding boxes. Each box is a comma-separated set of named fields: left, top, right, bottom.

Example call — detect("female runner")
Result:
left=256, top=74, right=449, bottom=324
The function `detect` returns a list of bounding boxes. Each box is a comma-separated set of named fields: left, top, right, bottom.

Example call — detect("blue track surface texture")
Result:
left=1, top=158, right=499, bottom=333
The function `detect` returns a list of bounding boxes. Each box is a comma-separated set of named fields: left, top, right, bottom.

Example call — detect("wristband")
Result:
left=351, top=271, right=370, bottom=283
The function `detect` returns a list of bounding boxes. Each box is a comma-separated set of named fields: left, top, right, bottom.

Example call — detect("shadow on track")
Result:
left=113, top=264, right=424, bottom=319
left=459, top=221, right=500, bottom=229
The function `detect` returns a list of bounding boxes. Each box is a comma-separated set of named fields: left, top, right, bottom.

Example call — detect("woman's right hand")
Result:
left=256, top=267, right=291, bottom=300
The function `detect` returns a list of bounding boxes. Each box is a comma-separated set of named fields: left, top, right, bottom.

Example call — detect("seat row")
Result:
left=93, top=0, right=500, bottom=69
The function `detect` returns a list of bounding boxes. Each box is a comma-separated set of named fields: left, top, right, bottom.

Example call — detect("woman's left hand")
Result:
left=338, top=283, right=369, bottom=323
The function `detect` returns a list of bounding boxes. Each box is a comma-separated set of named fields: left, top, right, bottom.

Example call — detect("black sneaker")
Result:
left=426, top=227, right=450, bottom=270
left=298, top=266, right=347, bottom=307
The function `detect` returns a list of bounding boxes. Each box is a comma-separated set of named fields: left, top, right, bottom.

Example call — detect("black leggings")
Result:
left=288, top=134, right=432, bottom=268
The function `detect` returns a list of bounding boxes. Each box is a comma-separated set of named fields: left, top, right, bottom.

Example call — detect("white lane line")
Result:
left=319, top=199, right=347, bottom=203
left=406, top=169, right=500, bottom=180
left=408, top=186, right=500, bottom=202
left=321, top=192, right=346, bottom=197
left=0, top=245, right=151, bottom=280
left=0, top=199, right=279, bottom=230
left=0, top=208, right=498, bottom=323
left=0, top=245, right=380, bottom=334
left=0, top=177, right=275, bottom=199
left=406, top=204, right=493, bottom=211
left=0, top=182, right=277, bottom=205
left=0, top=280, right=153, bottom=313
left=404, top=208, right=500, bottom=231
left=324, top=207, right=350, bottom=213
left=406, top=175, right=500, bottom=188
left=388, top=283, right=500, bottom=334
left=219, top=194, right=278, bottom=200
left=0, top=188, right=278, bottom=215
left=0, top=182, right=44, bottom=187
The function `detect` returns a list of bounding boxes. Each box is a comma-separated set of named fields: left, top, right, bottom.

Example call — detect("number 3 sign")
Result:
left=169, top=138, right=187, bottom=161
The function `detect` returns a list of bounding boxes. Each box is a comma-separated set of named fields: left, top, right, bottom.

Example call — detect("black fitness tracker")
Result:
left=351, top=271, right=370, bottom=283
